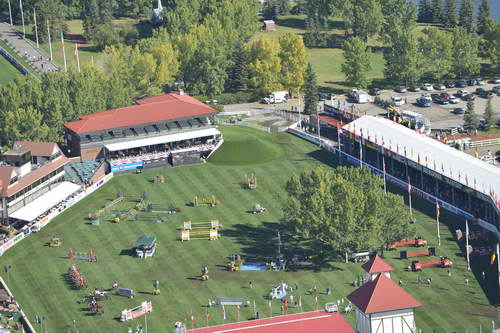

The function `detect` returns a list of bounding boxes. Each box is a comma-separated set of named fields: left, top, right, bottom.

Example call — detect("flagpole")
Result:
left=466, top=220, right=470, bottom=271
left=383, top=158, right=387, bottom=194
left=497, top=243, right=500, bottom=297
left=408, top=179, right=413, bottom=217
left=75, top=44, right=81, bottom=73
left=19, top=0, right=25, bottom=38
left=316, top=104, right=321, bottom=146
left=436, top=202, right=441, bottom=246
left=61, top=31, right=67, bottom=72
left=47, top=20, right=53, bottom=62
left=7, top=0, right=13, bottom=26
left=33, top=8, right=39, bottom=49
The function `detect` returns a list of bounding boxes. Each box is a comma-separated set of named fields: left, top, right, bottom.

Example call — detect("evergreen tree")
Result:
left=418, top=0, right=432, bottom=23
left=341, top=37, right=372, bottom=88
left=225, top=43, right=247, bottom=91
left=303, top=63, right=318, bottom=115
left=431, top=0, right=443, bottom=24
left=34, top=0, right=68, bottom=43
left=483, top=98, right=494, bottom=131
left=263, top=0, right=278, bottom=20
left=477, top=0, right=491, bottom=35
left=459, top=0, right=475, bottom=33
left=443, top=0, right=457, bottom=28
left=344, top=0, right=383, bottom=42
left=463, top=98, right=479, bottom=132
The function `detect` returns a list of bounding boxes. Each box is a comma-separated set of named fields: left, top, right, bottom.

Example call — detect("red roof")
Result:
left=12, top=141, right=59, bottom=157
left=64, top=93, right=218, bottom=134
left=312, top=115, right=344, bottom=128
left=0, top=166, right=14, bottom=197
left=361, top=255, right=394, bottom=274
left=347, top=273, right=421, bottom=314
left=188, top=311, right=354, bottom=333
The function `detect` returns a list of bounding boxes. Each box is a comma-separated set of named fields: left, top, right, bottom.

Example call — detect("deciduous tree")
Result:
left=419, top=29, right=453, bottom=83
left=384, top=26, right=422, bottom=86
left=341, top=36, right=371, bottom=88
left=451, top=27, right=480, bottom=78
left=245, top=37, right=282, bottom=94
left=343, top=0, right=383, bottom=42
left=278, top=33, right=308, bottom=97
left=1, top=106, right=50, bottom=146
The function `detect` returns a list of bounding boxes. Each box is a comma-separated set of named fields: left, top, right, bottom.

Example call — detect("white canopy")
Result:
left=104, top=127, right=221, bottom=152
left=9, top=181, right=81, bottom=222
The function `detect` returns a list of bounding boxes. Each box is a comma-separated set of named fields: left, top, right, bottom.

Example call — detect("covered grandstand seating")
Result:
left=65, top=160, right=103, bottom=184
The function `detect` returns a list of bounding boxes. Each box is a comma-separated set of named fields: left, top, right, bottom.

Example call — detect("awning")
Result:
left=104, top=127, right=221, bottom=152
left=9, top=181, right=81, bottom=222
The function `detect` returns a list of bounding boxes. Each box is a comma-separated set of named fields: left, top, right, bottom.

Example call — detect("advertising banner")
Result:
left=111, top=161, right=144, bottom=173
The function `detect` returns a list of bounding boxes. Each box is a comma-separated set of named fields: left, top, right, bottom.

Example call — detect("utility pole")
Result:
left=19, top=0, right=25, bottom=38
left=47, top=20, right=53, bottom=61
left=33, top=8, right=39, bottom=48
left=61, top=31, right=67, bottom=72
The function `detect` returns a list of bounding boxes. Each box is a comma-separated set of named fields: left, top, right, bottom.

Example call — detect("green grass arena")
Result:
left=0, top=126, right=496, bottom=332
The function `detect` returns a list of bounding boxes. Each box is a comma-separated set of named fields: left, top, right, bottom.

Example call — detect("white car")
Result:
left=422, top=83, right=434, bottom=91
left=391, top=96, right=405, bottom=106
left=456, top=89, right=469, bottom=97
left=435, top=84, right=446, bottom=90
left=448, top=96, right=459, bottom=104
left=477, top=79, right=486, bottom=85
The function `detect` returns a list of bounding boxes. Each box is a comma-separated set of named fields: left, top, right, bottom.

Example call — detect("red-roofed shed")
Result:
left=347, top=274, right=421, bottom=333
left=361, top=255, right=394, bottom=281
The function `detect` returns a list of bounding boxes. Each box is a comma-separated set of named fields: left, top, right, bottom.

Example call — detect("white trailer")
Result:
left=262, top=91, right=289, bottom=104
left=349, top=89, right=372, bottom=104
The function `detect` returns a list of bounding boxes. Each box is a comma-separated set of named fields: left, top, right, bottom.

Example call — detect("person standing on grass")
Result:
left=447, top=269, right=451, bottom=277
left=465, top=278, right=469, bottom=286
left=249, top=281, right=253, bottom=289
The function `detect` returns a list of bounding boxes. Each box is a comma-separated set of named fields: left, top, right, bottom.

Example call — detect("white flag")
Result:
left=222, top=305, right=226, bottom=320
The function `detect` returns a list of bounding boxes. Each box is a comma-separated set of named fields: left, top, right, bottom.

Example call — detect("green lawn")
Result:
left=0, top=126, right=496, bottom=332
left=0, top=55, right=22, bottom=85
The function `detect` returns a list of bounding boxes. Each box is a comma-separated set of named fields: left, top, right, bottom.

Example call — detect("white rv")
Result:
left=262, top=91, right=289, bottom=104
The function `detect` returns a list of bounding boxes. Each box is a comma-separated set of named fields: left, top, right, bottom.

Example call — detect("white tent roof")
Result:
left=104, top=127, right=221, bottom=152
left=9, top=181, right=81, bottom=222
left=343, top=116, right=500, bottom=198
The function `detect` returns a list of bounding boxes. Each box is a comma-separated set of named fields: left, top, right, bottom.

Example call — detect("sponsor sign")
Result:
left=38, top=216, right=50, bottom=226
left=111, top=161, right=144, bottom=173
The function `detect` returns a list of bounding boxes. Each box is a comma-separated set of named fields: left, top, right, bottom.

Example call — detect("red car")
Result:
left=440, top=92, right=451, bottom=99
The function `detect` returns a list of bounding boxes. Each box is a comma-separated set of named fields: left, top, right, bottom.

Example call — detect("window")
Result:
left=108, top=131, right=115, bottom=138
left=130, top=128, right=138, bottom=136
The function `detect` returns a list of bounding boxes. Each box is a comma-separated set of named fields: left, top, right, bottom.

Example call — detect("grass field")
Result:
left=0, top=126, right=497, bottom=332
left=0, top=55, right=22, bottom=85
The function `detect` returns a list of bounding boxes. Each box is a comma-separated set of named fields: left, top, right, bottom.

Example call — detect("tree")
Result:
left=303, top=0, right=332, bottom=47
left=451, top=27, right=480, bottom=78
left=343, top=0, right=383, bottom=42
left=459, top=0, right=475, bottom=33
left=477, top=0, right=491, bottom=35
left=341, top=36, right=372, bottom=88
left=303, top=63, right=318, bottom=115
left=1, top=106, right=50, bottom=146
left=483, top=98, right=494, bottom=131
left=147, top=41, right=180, bottom=95
left=262, top=0, right=278, bottom=20
left=34, top=0, right=68, bottom=43
left=442, top=0, right=457, bottom=28
left=418, top=0, right=432, bottom=23
left=225, top=43, right=247, bottom=91
left=384, top=26, right=422, bottom=86
left=283, top=167, right=411, bottom=259
left=278, top=33, right=308, bottom=97
left=419, top=29, right=453, bottom=83
left=483, top=21, right=500, bottom=72
left=463, top=98, right=479, bottom=132
left=380, top=0, right=417, bottom=42
left=430, top=0, right=443, bottom=24
left=375, top=193, right=414, bottom=257
left=245, top=37, right=282, bottom=94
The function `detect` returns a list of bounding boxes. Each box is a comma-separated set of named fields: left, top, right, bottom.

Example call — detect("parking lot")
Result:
left=356, top=83, right=500, bottom=130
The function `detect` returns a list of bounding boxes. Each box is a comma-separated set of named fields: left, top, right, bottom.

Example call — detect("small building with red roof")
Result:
left=361, top=255, right=395, bottom=281
left=347, top=273, right=421, bottom=333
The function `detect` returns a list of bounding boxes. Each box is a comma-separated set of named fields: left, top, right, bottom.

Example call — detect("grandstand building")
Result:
left=0, top=142, right=74, bottom=225
left=339, top=116, right=500, bottom=235
left=64, top=92, right=222, bottom=172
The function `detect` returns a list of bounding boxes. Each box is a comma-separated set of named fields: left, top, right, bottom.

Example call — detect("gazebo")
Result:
left=347, top=273, right=421, bottom=333
left=361, top=255, right=395, bottom=281
left=263, top=20, right=276, bottom=32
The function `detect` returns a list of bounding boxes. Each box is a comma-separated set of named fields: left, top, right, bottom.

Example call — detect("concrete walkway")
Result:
left=0, top=21, right=58, bottom=73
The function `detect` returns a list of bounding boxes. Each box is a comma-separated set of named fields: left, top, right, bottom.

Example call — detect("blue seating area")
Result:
left=64, top=160, right=103, bottom=184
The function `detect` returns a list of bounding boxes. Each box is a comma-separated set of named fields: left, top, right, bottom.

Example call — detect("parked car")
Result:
left=448, top=96, right=460, bottom=104
left=435, top=84, right=446, bottom=90
left=369, top=87, right=381, bottom=96
left=318, top=92, right=328, bottom=101
left=422, top=83, right=434, bottom=91
left=468, top=79, right=478, bottom=86
left=463, top=94, right=475, bottom=101
left=491, top=77, right=500, bottom=84
left=391, top=96, right=405, bottom=106
left=416, top=96, right=431, bottom=107
left=493, top=86, right=500, bottom=94
left=440, top=92, right=451, bottom=99
left=456, top=79, right=468, bottom=88
left=444, top=81, right=456, bottom=88
left=409, top=85, right=421, bottom=92
left=476, top=78, right=486, bottom=85
left=330, top=93, right=337, bottom=100
left=475, top=87, right=486, bottom=95
left=456, top=89, right=469, bottom=97
left=395, top=86, right=408, bottom=93
left=476, top=88, right=493, bottom=98
left=431, top=93, right=449, bottom=104
left=452, top=108, right=465, bottom=115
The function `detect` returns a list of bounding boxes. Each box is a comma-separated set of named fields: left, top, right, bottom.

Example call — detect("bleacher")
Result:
left=64, top=160, right=103, bottom=184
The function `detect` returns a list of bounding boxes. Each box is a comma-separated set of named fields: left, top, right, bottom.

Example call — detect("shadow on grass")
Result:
left=276, top=17, right=305, bottom=30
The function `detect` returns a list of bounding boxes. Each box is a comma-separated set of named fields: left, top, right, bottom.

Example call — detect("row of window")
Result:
left=7, top=166, right=65, bottom=204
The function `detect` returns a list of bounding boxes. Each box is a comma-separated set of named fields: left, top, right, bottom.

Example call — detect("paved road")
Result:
left=0, top=21, right=58, bottom=73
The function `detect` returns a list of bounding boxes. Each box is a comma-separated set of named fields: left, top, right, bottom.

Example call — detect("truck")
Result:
left=262, top=91, right=289, bottom=104
left=411, top=257, right=452, bottom=271
left=348, top=89, right=372, bottom=104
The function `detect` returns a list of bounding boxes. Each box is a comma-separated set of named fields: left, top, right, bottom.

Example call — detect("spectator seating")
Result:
left=65, top=160, right=103, bottom=184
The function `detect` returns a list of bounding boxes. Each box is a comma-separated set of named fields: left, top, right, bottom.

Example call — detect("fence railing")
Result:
left=469, top=138, right=500, bottom=148
left=0, top=45, right=31, bottom=75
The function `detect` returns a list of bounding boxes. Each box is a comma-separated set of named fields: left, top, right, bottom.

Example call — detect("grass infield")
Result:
left=0, top=126, right=496, bottom=332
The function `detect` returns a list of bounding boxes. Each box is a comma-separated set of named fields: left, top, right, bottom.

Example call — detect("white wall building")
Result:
left=362, top=255, right=395, bottom=281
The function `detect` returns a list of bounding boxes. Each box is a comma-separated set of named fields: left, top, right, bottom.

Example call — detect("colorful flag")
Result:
left=436, top=201, right=440, bottom=218
left=337, top=126, right=342, bottom=137
left=490, top=252, right=496, bottom=265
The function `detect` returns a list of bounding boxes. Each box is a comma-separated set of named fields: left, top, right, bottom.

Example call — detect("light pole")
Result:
left=7, top=0, right=13, bottom=26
